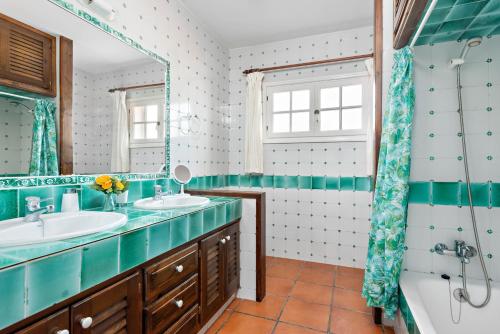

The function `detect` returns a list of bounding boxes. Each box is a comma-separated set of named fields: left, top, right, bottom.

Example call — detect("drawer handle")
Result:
left=56, top=330, right=70, bottom=334
left=174, top=299, right=184, bottom=308
left=220, top=238, right=226, bottom=244
left=175, top=265, right=184, bottom=273
left=225, top=235, right=231, bottom=241
left=80, top=317, right=93, bottom=329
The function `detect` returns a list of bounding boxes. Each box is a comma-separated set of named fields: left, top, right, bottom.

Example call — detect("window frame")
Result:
left=263, top=73, right=372, bottom=143
left=127, top=95, right=166, bottom=148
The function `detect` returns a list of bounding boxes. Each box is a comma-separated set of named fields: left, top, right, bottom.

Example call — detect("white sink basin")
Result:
left=134, top=195, right=210, bottom=210
left=0, top=211, right=127, bottom=247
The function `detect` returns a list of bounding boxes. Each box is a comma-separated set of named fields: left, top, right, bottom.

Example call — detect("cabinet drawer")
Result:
left=144, top=244, right=198, bottom=303
left=165, top=305, right=199, bottom=334
left=16, top=308, right=69, bottom=334
left=144, top=275, right=198, bottom=334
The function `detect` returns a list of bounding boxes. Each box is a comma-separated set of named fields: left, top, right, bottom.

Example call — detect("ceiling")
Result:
left=416, top=0, right=500, bottom=45
left=179, top=0, right=374, bottom=48
left=1, top=0, right=158, bottom=74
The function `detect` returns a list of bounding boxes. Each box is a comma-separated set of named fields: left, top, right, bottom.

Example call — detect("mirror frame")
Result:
left=0, top=0, right=171, bottom=185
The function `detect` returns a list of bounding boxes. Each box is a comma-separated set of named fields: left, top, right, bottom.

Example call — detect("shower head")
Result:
left=450, top=37, right=483, bottom=68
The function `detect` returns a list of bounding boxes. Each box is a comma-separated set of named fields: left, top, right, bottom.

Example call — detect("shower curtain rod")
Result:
left=242, top=53, right=374, bottom=75
left=409, top=0, right=438, bottom=48
left=108, top=82, right=164, bottom=93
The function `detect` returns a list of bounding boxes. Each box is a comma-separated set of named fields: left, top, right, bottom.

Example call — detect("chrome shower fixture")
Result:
left=449, top=37, right=482, bottom=68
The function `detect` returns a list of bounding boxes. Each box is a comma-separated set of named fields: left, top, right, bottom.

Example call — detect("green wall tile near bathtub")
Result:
left=81, top=238, right=119, bottom=290
left=0, top=266, right=26, bottom=328
left=27, top=249, right=82, bottom=315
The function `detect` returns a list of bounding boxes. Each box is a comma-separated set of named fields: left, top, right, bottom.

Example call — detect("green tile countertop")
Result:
left=0, top=196, right=242, bottom=329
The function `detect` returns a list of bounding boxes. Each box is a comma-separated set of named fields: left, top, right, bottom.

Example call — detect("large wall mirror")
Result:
left=0, top=0, right=169, bottom=177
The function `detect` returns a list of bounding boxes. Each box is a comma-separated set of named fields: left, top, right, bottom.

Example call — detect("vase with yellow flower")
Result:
left=91, top=175, right=129, bottom=211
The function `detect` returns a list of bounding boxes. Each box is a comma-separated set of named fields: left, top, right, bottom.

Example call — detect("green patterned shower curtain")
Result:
left=29, top=99, right=59, bottom=176
left=362, top=46, right=415, bottom=319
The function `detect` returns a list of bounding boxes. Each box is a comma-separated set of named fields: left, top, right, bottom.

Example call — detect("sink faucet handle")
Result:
left=25, top=196, right=41, bottom=210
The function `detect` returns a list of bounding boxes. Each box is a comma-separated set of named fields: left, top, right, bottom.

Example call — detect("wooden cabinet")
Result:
left=8, top=221, right=241, bottom=334
left=71, top=273, right=142, bottom=334
left=15, top=309, right=69, bottom=334
left=0, top=13, right=56, bottom=97
left=393, top=0, right=428, bottom=49
left=200, top=224, right=240, bottom=324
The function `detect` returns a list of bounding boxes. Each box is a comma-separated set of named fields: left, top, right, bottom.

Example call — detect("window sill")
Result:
left=130, top=142, right=165, bottom=149
left=263, top=134, right=367, bottom=144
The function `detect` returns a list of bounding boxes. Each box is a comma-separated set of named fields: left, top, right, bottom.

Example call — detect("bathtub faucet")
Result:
left=434, top=240, right=477, bottom=264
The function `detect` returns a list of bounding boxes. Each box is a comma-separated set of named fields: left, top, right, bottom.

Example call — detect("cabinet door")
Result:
left=71, top=273, right=142, bottom=334
left=0, top=13, right=56, bottom=97
left=16, top=309, right=69, bottom=334
left=199, top=231, right=226, bottom=324
left=224, top=223, right=240, bottom=299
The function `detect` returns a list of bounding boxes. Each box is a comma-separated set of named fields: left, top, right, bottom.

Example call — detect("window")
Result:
left=264, top=74, right=372, bottom=143
left=128, top=96, right=165, bottom=148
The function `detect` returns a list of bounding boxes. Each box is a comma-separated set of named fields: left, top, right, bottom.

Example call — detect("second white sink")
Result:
left=0, top=211, right=127, bottom=247
left=134, top=195, right=210, bottom=210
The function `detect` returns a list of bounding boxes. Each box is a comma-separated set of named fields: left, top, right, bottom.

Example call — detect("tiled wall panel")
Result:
left=227, top=27, right=374, bottom=267
left=403, top=36, right=500, bottom=281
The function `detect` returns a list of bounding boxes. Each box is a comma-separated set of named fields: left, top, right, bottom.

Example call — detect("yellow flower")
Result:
left=102, top=180, right=113, bottom=190
left=96, top=175, right=111, bottom=186
left=116, top=181, right=124, bottom=191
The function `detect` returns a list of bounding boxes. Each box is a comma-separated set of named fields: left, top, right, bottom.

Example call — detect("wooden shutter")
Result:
left=224, top=224, right=240, bottom=298
left=200, top=231, right=225, bottom=325
left=0, top=13, right=56, bottom=97
left=71, top=273, right=142, bottom=334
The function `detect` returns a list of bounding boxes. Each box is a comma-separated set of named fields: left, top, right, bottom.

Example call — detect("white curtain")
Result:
left=364, top=58, right=375, bottom=176
left=244, top=72, right=265, bottom=174
left=111, top=91, right=130, bottom=172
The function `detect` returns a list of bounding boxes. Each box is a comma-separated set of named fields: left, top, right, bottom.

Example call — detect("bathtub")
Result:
left=396, top=271, right=498, bottom=334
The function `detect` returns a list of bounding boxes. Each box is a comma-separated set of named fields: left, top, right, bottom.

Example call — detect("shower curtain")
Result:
left=29, top=99, right=59, bottom=176
left=362, top=46, right=415, bottom=319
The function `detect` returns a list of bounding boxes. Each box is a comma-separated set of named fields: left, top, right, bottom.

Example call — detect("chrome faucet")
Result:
left=24, top=196, right=55, bottom=222
left=434, top=240, right=477, bottom=264
left=153, top=185, right=172, bottom=200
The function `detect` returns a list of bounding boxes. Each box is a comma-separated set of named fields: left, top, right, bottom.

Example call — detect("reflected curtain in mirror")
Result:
left=111, top=91, right=130, bottom=173
left=29, top=99, right=59, bottom=176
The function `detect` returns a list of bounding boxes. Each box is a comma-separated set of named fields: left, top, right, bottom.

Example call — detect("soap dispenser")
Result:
left=61, top=188, right=80, bottom=212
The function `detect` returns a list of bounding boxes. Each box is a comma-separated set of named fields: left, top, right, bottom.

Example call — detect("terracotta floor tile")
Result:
left=298, top=267, right=335, bottom=286
left=267, top=276, right=295, bottom=297
left=274, top=322, right=325, bottom=334
left=337, top=265, right=365, bottom=278
left=290, top=281, right=333, bottom=305
left=333, top=288, right=371, bottom=313
left=280, top=299, right=330, bottom=332
left=272, top=257, right=304, bottom=269
left=235, top=294, right=286, bottom=320
left=330, top=307, right=383, bottom=334
left=218, top=313, right=275, bottom=334
left=302, top=261, right=336, bottom=273
left=206, top=310, right=232, bottom=334
left=335, top=272, right=364, bottom=291
left=383, top=326, right=396, bottom=334
left=227, top=298, right=242, bottom=310
left=267, top=264, right=300, bottom=280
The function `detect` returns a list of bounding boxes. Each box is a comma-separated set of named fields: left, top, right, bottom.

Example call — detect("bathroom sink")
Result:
left=0, top=211, right=127, bottom=247
left=134, top=195, right=210, bottom=210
